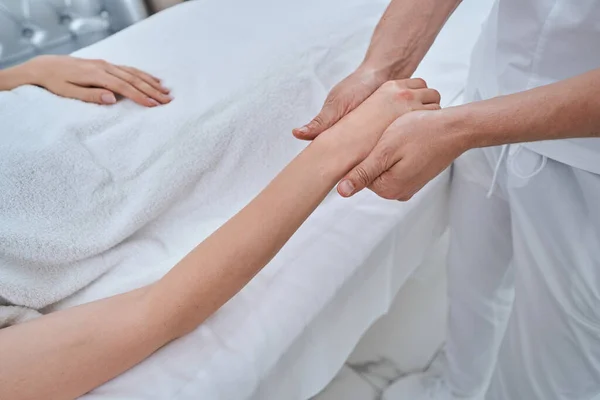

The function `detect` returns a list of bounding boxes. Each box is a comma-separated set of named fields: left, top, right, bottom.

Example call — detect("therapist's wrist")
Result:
left=439, top=103, right=490, bottom=153
left=359, top=59, right=409, bottom=83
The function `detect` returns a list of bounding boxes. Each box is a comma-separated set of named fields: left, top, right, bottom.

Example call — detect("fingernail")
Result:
left=339, top=180, right=355, bottom=197
left=296, top=126, right=309, bottom=134
left=166, top=94, right=174, bottom=100
left=148, top=98, right=160, bottom=107
left=101, top=93, right=116, bottom=104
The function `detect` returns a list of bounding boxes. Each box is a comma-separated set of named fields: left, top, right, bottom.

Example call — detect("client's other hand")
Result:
left=24, top=55, right=172, bottom=107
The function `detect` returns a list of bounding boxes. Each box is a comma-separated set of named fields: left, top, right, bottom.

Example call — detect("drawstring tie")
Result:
left=486, top=144, right=509, bottom=198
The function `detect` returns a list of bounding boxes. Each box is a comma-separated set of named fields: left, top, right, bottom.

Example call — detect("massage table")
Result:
left=27, top=0, right=495, bottom=398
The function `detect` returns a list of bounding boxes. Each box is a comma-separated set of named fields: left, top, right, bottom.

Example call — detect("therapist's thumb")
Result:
left=337, top=152, right=387, bottom=198
left=293, top=105, right=339, bottom=140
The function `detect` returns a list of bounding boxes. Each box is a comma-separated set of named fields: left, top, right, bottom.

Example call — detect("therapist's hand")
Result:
left=337, top=109, right=467, bottom=201
left=23, top=55, right=172, bottom=107
left=293, top=66, right=388, bottom=140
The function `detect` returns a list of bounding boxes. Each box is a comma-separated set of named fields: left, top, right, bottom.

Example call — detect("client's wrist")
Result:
left=0, top=59, right=39, bottom=91
left=309, top=134, right=364, bottom=181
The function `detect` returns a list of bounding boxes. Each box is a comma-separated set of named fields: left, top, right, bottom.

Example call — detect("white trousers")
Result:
left=446, top=145, right=600, bottom=400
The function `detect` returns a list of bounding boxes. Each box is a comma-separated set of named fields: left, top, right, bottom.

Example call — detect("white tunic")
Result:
left=467, top=0, right=600, bottom=174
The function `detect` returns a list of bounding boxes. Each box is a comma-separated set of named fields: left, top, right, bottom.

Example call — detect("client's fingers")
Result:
left=53, top=83, right=117, bottom=105
left=416, top=88, right=442, bottom=104
left=119, top=65, right=170, bottom=94
left=405, top=77, right=428, bottom=89
left=423, top=103, right=442, bottom=110
left=106, top=66, right=172, bottom=105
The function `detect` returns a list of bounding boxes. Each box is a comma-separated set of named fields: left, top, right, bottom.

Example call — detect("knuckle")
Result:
left=375, top=146, right=392, bottom=168
left=115, top=82, right=130, bottom=93
left=353, top=165, right=371, bottom=185
left=130, top=76, right=144, bottom=86
left=394, top=88, right=414, bottom=102
left=381, top=81, right=415, bottom=102
left=311, top=114, right=327, bottom=127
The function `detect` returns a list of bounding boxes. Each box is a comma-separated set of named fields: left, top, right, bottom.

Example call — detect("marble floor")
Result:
left=312, top=238, right=448, bottom=400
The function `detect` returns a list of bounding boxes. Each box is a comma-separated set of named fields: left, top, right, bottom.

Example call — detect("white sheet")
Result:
left=37, top=0, right=493, bottom=398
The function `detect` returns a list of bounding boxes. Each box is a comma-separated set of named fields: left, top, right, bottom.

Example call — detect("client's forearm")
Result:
left=0, top=62, right=35, bottom=91
left=0, top=85, right=404, bottom=400
left=148, top=84, right=406, bottom=335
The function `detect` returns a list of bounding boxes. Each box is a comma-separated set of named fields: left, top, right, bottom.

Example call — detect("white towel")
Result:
left=0, top=0, right=396, bottom=327
left=0, top=0, right=479, bottom=328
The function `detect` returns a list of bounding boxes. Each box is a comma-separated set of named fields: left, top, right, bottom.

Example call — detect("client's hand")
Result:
left=22, top=55, right=172, bottom=107
left=314, top=78, right=441, bottom=172
left=337, top=107, right=465, bottom=201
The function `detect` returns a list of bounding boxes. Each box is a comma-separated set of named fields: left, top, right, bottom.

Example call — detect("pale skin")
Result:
left=0, top=55, right=173, bottom=106
left=296, top=0, right=600, bottom=201
left=0, top=78, right=440, bottom=400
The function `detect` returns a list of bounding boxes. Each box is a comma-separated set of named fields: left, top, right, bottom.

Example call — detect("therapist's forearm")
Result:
left=447, top=68, right=600, bottom=151
left=0, top=84, right=405, bottom=400
left=361, top=0, right=461, bottom=81
left=0, top=62, right=35, bottom=91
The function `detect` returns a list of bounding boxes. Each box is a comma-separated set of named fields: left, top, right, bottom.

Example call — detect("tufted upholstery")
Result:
left=0, top=0, right=148, bottom=68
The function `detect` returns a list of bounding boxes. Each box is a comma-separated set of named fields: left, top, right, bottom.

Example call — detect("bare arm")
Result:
left=0, top=79, right=436, bottom=400
left=362, top=0, right=461, bottom=81
left=294, top=0, right=459, bottom=138
left=450, top=68, right=600, bottom=148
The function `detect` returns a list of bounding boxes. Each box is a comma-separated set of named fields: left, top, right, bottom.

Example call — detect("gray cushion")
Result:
left=0, top=0, right=148, bottom=68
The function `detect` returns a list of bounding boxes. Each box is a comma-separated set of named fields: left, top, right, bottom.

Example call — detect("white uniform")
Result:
left=446, top=0, right=600, bottom=399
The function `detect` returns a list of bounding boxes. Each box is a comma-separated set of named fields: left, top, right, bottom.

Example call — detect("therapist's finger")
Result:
left=106, top=66, right=172, bottom=105
left=293, top=96, right=342, bottom=140
left=337, top=140, right=398, bottom=197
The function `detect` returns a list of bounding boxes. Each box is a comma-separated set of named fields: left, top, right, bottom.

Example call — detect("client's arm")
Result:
left=0, top=78, right=438, bottom=400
